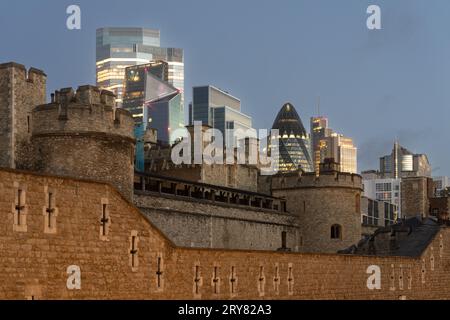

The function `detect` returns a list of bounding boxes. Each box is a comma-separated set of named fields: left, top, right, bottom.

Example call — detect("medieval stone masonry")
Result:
left=0, top=168, right=449, bottom=299
left=0, top=63, right=46, bottom=170
left=1, top=62, right=450, bottom=300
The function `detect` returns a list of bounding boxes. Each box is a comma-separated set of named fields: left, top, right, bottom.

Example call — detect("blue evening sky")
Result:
left=1, top=0, right=449, bottom=175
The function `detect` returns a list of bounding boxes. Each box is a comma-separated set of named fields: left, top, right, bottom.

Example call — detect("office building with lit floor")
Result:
left=189, top=85, right=253, bottom=146
left=96, top=27, right=184, bottom=105
left=310, top=115, right=357, bottom=174
left=123, top=62, right=184, bottom=144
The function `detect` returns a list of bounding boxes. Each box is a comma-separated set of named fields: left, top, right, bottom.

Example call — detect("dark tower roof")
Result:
left=272, top=102, right=308, bottom=136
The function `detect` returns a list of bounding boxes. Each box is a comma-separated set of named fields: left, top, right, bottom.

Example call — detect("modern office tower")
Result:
left=190, top=85, right=253, bottom=145
left=379, top=142, right=432, bottom=178
left=433, top=176, right=450, bottom=196
left=271, top=103, right=313, bottom=173
left=127, top=66, right=183, bottom=144
left=144, top=90, right=183, bottom=144
left=122, top=61, right=184, bottom=171
left=363, top=178, right=401, bottom=206
left=123, top=61, right=172, bottom=121
left=96, top=27, right=184, bottom=104
left=310, top=115, right=357, bottom=175
left=211, top=106, right=253, bottom=145
left=319, top=133, right=358, bottom=174
left=362, top=141, right=432, bottom=218
left=361, top=196, right=397, bottom=228
left=191, top=86, right=241, bottom=125
left=310, top=116, right=332, bottom=173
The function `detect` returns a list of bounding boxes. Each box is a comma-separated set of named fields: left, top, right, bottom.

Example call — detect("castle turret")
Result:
left=271, top=163, right=363, bottom=253
left=0, top=62, right=47, bottom=169
left=30, top=85, right=136, bottom=200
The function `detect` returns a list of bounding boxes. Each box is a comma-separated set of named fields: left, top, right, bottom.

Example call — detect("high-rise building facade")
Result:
left=319, top=133, right=357, bottom=174
left=379, top=142, right=431, bottom=179
left=310, top=116, right=332, bottom=173
left=96, top=27, right=184, bottom=104
left=211, top=106, right=253, bottom=145
left=363, top=178, right=401, bottom=212
left=310, top=116, right=357, bottom=174
left=272, top=103, right=313, bottom=173
left=190, top=85, right=253, bottom=145
left=144, top=91, right=183, bottom=144
left=361, top=141, right=432, bottom=219
left=123, top=61, right=174, bottom=121
left=122, top=62, right=184, bottom=144
left=361, top=196, right=397, bottom=228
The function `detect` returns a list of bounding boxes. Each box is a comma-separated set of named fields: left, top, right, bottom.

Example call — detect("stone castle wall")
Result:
left=134, top=192, right=300, bottom=251
left=147, top=161, right=259, bottom=193
left=272, top=171, right=363, bottom=253
left=0, top=168, right=449, bottom=300
left=0, top=62, right=46, bottom=169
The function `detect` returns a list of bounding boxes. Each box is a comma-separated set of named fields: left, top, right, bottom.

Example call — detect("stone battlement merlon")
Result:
left=114, top=107, right=135, bottom=128
left=53, top=85, right=114, bottom=107
left=0, top=62, right=47, bottom=83
left=76, top=85, right=101, bottom=105
left=100, top=89, right=116, bottom=107
left=271, top=170, right=363, bottom=190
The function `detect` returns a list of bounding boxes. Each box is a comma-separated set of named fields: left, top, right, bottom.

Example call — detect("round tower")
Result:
left=30, top=85, right=135, bottom=199
left=271, top=159, right=363, bottom=253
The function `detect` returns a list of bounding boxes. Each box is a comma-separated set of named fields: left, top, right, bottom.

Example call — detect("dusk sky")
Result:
left=1, top=0, right=449, bottom=175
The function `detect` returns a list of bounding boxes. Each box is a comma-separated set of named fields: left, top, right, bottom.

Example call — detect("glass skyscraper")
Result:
left=272, top=103, right=313, bottom=173
left=96, top=27, right=184, bottom=105
left=123, top=62, right=184, bottom=144
left=144, top=91, right=183, bottom=144
left=123, top=61, right=173, bottom=120
left=190, top=85, right=253, bottom=145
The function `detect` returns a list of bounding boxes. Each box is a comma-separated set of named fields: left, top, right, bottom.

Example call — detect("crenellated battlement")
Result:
left=51, top=85, right=115, bottom=107
left=271, top=170, right=363, bottom=190
left=32, top=85, right=135, bottom=140
left=0, top=62, right=47, bottom=84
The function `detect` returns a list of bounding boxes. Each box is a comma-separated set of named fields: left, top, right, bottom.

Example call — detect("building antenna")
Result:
left=317, top=96, right=321, bottom=116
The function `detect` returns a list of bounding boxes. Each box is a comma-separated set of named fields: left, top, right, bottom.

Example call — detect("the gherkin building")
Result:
left=271, top=103, right=313, bottom=173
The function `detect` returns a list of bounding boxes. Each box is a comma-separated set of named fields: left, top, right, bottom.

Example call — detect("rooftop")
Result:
left=339, top=217, right=443, bottom=257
